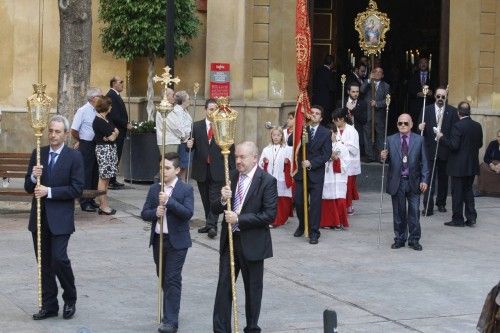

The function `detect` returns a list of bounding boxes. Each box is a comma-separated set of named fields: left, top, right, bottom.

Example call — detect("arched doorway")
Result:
left=311, top=0, right=450, bottom=132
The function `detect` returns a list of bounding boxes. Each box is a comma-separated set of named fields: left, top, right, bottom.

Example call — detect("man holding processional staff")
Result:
left=25, top=115, right=84, bottom=320
left=287, top=106, right=332, bottom=245
left=212, top=141, right=277, bottom=332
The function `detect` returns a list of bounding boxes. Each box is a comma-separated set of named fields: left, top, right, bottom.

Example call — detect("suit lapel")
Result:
left=408, top=133, right=416, bottom=156
left=395, top=134, right=402, bottom=158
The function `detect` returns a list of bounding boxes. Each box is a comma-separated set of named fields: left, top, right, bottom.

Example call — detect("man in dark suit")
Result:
left=106, top=75, right=132, bottom=189
left=141, top=152, right=194, bottom=333
left=418, top=87, right=458, bottom=215
left=288, top=106, right=332, bottom=244
left=437, top=102, right=483, bottom=227
left=338, top=82, right=368, bottom=152
left=408, top=57, right=434, bottom=127
left=381, top=114, right=429, bottom=251
left=360, top=67, right=391, bottom=162
left=312, top=54, right=338, bottom=126
left=212, top=141, right=277, bottom=333
left=24, top=115, right=84, bottom=320
left=186, top=98, right=235, bottom=239
left=346, top=63, right=367, bottom=98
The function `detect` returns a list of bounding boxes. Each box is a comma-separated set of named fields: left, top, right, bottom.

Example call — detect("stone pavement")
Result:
left=1, top=178, right=499, bottom=333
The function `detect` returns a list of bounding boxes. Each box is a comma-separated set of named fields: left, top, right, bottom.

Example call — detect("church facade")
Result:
left=0, top=0, right=499, bottom=152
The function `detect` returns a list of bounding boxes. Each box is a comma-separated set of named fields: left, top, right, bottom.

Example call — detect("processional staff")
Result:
left=420, top=85, right=429, bottom=136
left=341, top=74, right=346, bottom=107
left=126, top=70, right=133, bottom=184
left=26, top=0, right=52, bottom=310
left=153, top=66, right=180, bottom=324
left=186, top=82, right=200, bottom=183
left=377, top=94, right=391, bottom=246
left=208, top=97, right=240, bottom=333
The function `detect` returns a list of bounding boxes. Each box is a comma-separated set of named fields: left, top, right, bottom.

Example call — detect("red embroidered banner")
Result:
left=292, top=0, right=312, bottom=176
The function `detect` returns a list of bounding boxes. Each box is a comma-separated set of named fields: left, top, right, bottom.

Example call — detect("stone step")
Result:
left=357, top=161, right=388, bottom=192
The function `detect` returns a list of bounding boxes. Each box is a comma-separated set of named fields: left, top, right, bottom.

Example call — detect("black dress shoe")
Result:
left=309, top=235, right=319, bottom=244
left=207, top=228, right=217, bottom=239
left=62, top=303, right=75, bottom=319
left=465, top=220, right=476, bottom=227
left=111, top=180, right=125, bottom=187
left=293, top=228, right=304, bottom=237
left=444, top=220, right=465, bottom=227
left=198, top=226, right=210, bottom=233
left=158, top=322, right=178, bottom=333
left=32, top=309, right=58, bottom=320
left=81, top=205, right=96, bottom=212
left=421, top=209, right=433, bottom=216
left=391, top=242, right=405, bottom=249
left=108, top=183, right=119, bottom=190
left=98, top=208, right=116, bottom=215
left=437, top=205, right=447, bottom=212
left=408, top=241, right=423, bottom=251
left=90, top=201, right=100, bottom=209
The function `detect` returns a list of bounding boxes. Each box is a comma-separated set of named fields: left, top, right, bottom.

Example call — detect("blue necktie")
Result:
left=48, top=152, right=58, bottom=177
left=309, top=127, right=316, bottom=140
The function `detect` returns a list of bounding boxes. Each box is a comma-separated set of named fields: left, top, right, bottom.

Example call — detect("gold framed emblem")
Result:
left=354, top=0, right=390, bottom=56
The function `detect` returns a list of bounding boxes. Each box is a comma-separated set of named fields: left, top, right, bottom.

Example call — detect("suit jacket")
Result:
left=287, top=124, right=332, bottom=184
left=141, top=179, right=194, bottom=250
left=211, top=167, right=277, bottom=261
left=360, top=80, right=390, bottom=120
left=385, top=132, right=429, bottom=195
left=408, top=71, right=434, bottom=100
left=419, top=104, right=458, bottom=160
left=106, top=89, right=128, bottom=136
left=24, top=145, right=84, bottom=235
left=312, top=65, right=337, bottom=113
left=189, top=119, right=235, bottom=182
left=441, top=117, right=483, bottom=177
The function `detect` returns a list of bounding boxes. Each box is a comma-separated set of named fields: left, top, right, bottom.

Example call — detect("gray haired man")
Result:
left=71, top=87, right=102, bottom=212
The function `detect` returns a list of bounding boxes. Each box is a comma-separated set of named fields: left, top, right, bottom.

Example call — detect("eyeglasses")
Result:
left=435, top=95, right=446, bottom=99
left=397, top=121, right=409, bottom=126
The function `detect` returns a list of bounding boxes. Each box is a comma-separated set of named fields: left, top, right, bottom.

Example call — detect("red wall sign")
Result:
left=209, top=63, right=230, bottom=98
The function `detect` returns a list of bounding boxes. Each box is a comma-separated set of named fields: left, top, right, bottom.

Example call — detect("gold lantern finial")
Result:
left=27, top=83, right=53, bottom=136
left=208, top=97, right=238, bottom=153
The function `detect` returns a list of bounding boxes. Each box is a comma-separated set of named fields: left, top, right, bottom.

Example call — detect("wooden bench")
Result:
left=0, top=152, right=104, bottom=199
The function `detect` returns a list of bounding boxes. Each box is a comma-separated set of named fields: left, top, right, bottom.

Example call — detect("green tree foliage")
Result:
left=99, top=0, right=201, bottom=60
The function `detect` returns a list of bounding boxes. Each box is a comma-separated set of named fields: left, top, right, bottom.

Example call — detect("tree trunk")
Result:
left=146, top=53, right=156, bottom=121
left=57, top=0, right=92, bottom=121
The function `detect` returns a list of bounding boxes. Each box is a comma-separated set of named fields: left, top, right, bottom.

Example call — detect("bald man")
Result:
left=212, top=141, right=277, bottom=333
left=381, top=114, right=429, bottom=251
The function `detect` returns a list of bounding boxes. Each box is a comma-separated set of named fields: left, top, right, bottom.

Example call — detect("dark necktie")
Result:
left=421, top=72, right=426, bottom=86
left=48, top=152, right=58, bottom=177
left=401, top=135, right=408, bottom=172
left=207, top=123, right=213, bottom=164
left=309, top=127, right=316, bottom=140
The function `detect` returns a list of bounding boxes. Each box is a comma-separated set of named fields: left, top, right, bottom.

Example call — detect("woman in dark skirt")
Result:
left=92, top=96, right=119, bottom=215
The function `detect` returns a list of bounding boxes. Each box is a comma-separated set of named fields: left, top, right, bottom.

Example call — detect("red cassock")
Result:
left=320, top=142, right=349, bottom=228
left=346, top=175, right=359, bottom=208
left=259, top=145, right=294, bottom=227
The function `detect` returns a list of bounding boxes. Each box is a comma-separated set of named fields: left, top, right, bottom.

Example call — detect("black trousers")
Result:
left=31, top=220, right=76, bottom=311
left=294, top=178, right=323, bottom=237
left=450, top=176, right=477, bottom=223
left=391, top=178, right=421, bottom=244
left=197, top=165, right=223, bottom=230
left=111, top=133, right=126, bottom=183
left=423, top=158, right=449, bottom=211
left=213, top=234, right=264, bottom=333
left=153, top=234, right=188, bottom=327
left=78, top=139, right=98, bottom=206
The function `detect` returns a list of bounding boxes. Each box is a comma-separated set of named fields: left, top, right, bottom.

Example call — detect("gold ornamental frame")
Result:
left=354, top=0, right=390, bottom=56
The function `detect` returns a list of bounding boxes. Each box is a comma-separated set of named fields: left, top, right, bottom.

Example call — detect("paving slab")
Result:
left=1, top=178, right=499, bottom=332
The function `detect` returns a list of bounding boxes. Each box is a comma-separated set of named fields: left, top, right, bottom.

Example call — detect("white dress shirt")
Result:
left=155, top=177, right=178, bottom=234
